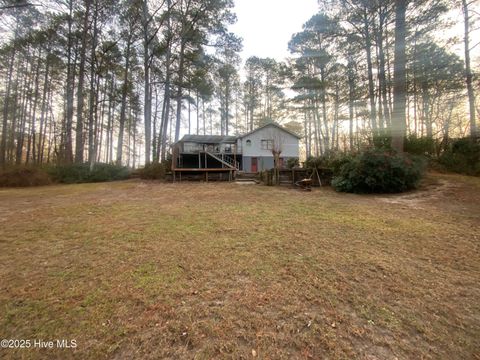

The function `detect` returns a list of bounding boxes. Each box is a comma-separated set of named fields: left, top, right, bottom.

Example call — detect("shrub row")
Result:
left=304, top=136, right=478, bottom=194
left=0, top=166, right=52, bottom=187
left=438, top=138, right=480, bottom=176
left=47, top=163, right=130, bottom=184
left=0, top=163, right=130, bottom=187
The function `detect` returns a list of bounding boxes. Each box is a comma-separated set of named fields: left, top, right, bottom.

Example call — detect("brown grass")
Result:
left=0, top=173, right=479, bottom=359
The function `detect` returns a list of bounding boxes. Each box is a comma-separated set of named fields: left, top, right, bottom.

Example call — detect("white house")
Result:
left=172, top=122, right=301, bottom=177
left=237, top=123, right=301, bottom=172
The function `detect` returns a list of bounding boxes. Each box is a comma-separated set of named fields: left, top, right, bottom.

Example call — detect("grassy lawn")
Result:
left=0, top=173, right=479, bottom=359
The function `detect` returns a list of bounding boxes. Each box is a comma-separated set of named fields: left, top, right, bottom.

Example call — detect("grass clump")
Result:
left=48, top=163, right=130, bottom=184
left=332, top=149, right=426, bottom=193
left=0, top=166, right=52, bottom=187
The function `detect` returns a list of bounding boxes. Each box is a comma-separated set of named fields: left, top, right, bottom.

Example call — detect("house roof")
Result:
left=175, top=122, right=302, bottom=145
left=177, top=135, right=237, bottom=144
left=238, top=122, right=302, bottom=139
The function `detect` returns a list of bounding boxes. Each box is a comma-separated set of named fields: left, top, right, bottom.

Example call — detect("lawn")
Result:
left=0, top=173, right=479, bottom=359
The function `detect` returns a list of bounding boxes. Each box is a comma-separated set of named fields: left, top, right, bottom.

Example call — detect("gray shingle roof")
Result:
left=238, top=122, right=302, bottom=139
left=175, top=122, right=302, bottom=145
left=179, top=135, right=237, bottom=144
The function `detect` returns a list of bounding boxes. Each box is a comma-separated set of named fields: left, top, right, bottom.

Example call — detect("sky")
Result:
left=229, top=0, right=319, bottom=63
left=228, top=1, right=480, bottom=67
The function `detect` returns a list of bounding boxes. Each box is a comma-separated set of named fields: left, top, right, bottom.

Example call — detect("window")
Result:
left=261, top=139, right=274, bottom=150
left=246, top=139, right=252, bottom=147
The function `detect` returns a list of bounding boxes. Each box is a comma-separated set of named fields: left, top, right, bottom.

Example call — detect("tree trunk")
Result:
left=175, top=40, right=186, bottom=142
left=160, top=0, right=172, bottom=162
left=88, top=1, right=99, bottom=169
left=347, top=55, right=355, bottom=150
left=462, top=0, right=476, bottom=138
left=391, top=0, right=407, bottom=152
left=319, top=66, right=329, bottom=151
left=225, top=82, right=230, bottom=136
left=29, top=51, right=42, bottom=164
left=142, top=0, right=152, bottom=164
left=38, top=53, right=50, bottom=163
left=105, top=74, right=114, bottom=163
left=117, top=37, right=131, bottom=165
left=63, top=0, right=75, bottom=163
left=75, top=0, right=92, bottom=163
left=377, top=6, right=390, bottom=131
left=0, top=35, right=17, bottom=167
left=16, top=52, right=32, bottom=165
left=364, top=7, right=378, bottom=135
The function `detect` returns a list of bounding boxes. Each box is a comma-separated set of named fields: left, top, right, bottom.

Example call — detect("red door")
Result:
left=251, top=157, right=258, bottom=173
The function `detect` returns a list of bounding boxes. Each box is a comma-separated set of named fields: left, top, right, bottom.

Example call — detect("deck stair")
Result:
left=235, top=172, right=260, bottom=184
left=205, top=151, right=239, bottom=170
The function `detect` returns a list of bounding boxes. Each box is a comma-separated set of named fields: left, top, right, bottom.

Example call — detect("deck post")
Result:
left=234, top=143, right=237, bottom=170
left=172, top=146, right=176, bottom=183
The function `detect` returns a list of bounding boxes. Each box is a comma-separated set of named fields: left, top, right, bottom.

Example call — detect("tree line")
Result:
left=0, top=0, right=242, bottom=168
left=0, top=0, right=478, bottom=169
left=286, top=0, right=478, bottom=157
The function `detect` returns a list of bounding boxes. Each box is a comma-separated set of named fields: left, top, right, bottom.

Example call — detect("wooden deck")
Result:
left=172, top=168, right=236, bottom=182
left=173, top=168, right=235, bottom=172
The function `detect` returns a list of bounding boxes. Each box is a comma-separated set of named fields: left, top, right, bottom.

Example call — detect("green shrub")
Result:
left=305, top=155, right=331, bottom=169
left=332, top=149, right=426, bottom=193
left=0, top=166, right=52, bottom=187
left=372, top=134, right=392, bottom=150
left=305, top=152, right=353, bottom=174
left=404, top=135, right=437, bottom=156
left=48, top=163, right=129, bottom=184
left=439, top=138, right=480, bottom=176
left=372, top=134, right=437, bottom=156
left=137, top=162, right=167, bottom=180
left=286, top=158, right=299, bottom=169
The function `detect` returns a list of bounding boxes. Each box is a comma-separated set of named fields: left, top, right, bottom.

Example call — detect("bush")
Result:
left=137, top=162, right=167, bottom=180
left=439, top=138, right=480, bottom=176
left=332, top=149, right=426, bottom=193
left=372, top=134, right=437, bottom=157
left=0, top=166, right=52, bottom=187
left=372, top=134, right=393, bottom=150
left=305, top=152, right=353, bottom=174
left=48, top=163, right=130, bottom=184
left=286, top=158, right=299, bottom=169
left=404, top=135, right=437, bottom=156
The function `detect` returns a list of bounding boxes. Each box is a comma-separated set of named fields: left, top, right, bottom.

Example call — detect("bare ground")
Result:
left=0, top=173, right=479, bottom=359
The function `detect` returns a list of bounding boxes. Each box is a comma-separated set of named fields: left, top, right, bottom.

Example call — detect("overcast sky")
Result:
left=229, top=0, right=319, bottom=62
left=228, top=1, right=479, bottom=67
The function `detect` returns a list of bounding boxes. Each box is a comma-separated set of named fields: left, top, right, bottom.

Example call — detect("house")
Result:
left=171, top=123, right=301, bottom=181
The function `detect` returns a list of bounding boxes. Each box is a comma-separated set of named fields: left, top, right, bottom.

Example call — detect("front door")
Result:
left=251, top=157, right=258, bottom=173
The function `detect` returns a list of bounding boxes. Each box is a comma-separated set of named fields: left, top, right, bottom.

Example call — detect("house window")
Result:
left=261, top=139, right=274, bottom=150
left=246, top=139, right=252, bottom=147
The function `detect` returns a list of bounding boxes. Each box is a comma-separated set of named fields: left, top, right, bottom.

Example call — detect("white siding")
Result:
left=240, top=124, right=299, bottom=158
